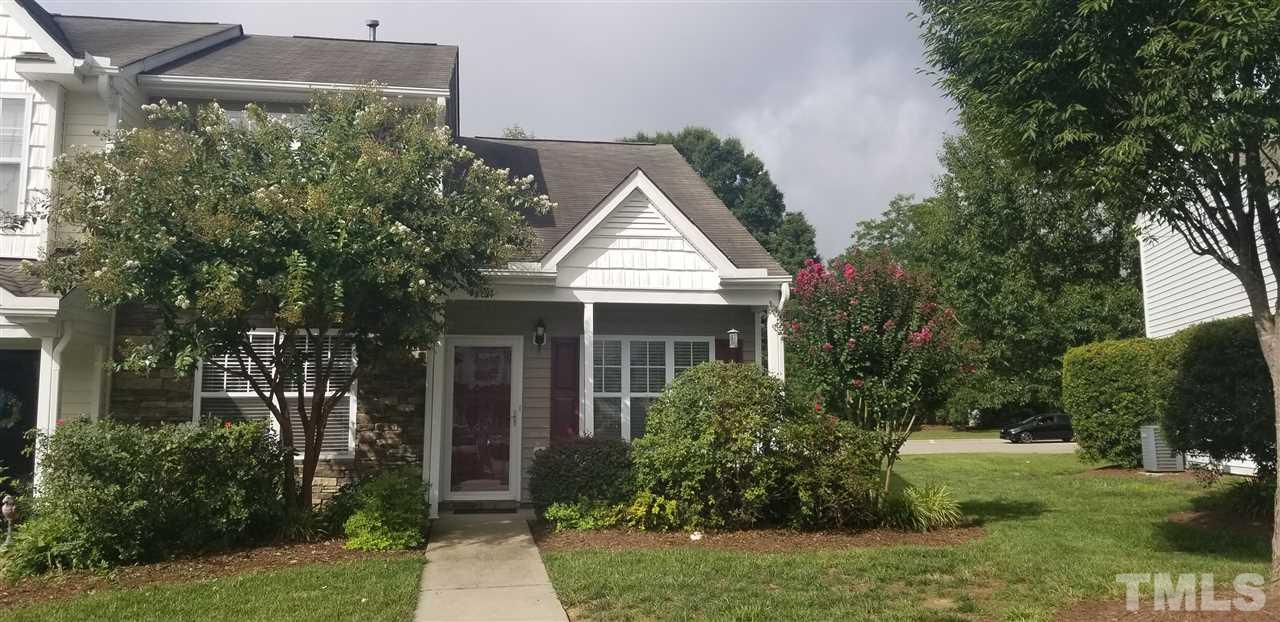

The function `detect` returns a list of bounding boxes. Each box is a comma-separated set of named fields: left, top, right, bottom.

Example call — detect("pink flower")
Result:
left=846, top=338, right=857, bottom=349
left=843, top=263, right=856, bottom=281
left=891, top=264, right=906, bottom=280
left=850, top=297, right=860, bottom=306
left=822, top=342, right=834, bottom=351
left=908, top=325, right=934, bottom=347
left=851, top=379, right=865, bottom=389
left=56, top=418, right=64, bottom=426
left=883, top=319, right=896, bottom=330
left=224, top=420, right=233, bottom=429
left=789, top=321, right=800, bottom=332
left=814, top=401, right=823, bottom=413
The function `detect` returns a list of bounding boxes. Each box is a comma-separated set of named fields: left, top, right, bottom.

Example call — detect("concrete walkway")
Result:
left=414, top=510, right=568, bottom=622
left=901, top=438, right=1078, bottom=455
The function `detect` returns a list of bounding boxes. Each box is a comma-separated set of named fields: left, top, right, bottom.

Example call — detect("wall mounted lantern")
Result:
left=727, top=328, right=740, bottom=350
left=534, top=319, right=547, bottom=350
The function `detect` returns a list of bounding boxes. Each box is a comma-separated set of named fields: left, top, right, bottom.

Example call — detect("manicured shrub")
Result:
left=777, top=415, right=882, bottom=529
left=1162, top=317, right=1275, bottom=478
left=620, top=492, right=682, bottom=531
left=883, top=484, right=964, bottom=532
left=632, top=362, right=794, bottom=529
left=338, top=468, right=428, bottom=551
left=2, top=420, right=289, bottom=577
left=1061, top=338, right=1172, bottom=467
left=528, top=437, right=633, bottom=511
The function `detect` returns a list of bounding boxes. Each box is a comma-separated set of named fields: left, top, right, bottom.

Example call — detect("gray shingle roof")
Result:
left=0, top=259, right=52, bottom=298
left=458, top=138, right=787, bottom=276
left=51, top=15, right=238, bottom=67
left=146, top=35, right=458, bottom=91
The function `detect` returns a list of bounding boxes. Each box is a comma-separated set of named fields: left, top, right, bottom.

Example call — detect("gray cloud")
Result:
left=45, top=1, right=955, bottom=257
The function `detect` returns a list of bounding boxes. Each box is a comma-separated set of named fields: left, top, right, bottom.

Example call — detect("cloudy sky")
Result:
left=44, top=1, right=956, bottom=258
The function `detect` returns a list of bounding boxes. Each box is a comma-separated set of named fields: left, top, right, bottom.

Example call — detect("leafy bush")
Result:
left=620, top=492, right=681, bottom=531
left=1061, top=338, right=1172, bottom=467
left=1162, top=317, right=1275, bottom=478
left=528, top=437, right=633, bottom=510
left=883, top=484, right=964, bottom=532
left=338, top=468, right=428, bottom=551
left=632, top=362, right=794, bottom=529
left=542, top=501, right=624, bottom=532
left=2, top=420, right=288, bottom=577
left=777, top=415, right=882, bottom=529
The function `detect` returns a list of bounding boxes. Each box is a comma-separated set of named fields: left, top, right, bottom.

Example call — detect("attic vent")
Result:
left=1141, top=425, right=1185, bottom=473
left=366, top=19, right=379, bottom=41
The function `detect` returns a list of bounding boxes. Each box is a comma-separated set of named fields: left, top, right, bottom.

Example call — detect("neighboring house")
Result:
left=0, top=0, right=791, bottom=514
left=1138, top=217, right=1264, bottom=476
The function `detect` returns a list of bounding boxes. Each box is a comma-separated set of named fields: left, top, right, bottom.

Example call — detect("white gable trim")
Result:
left=2, top=0, right=76, bottom=74
left=541, top=169, right=767, bottom=280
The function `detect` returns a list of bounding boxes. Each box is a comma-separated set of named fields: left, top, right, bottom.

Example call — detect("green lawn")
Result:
left=3, top=557, right=425, bottom=622
left=910, top=427, right=1001, bottom=440
left=542, top=454, right=1269, bottom=621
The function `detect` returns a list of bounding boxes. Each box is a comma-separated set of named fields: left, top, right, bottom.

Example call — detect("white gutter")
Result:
left=138, top=74, right=451, bottom=102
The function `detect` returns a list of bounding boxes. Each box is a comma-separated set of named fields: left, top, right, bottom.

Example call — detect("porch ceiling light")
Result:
left=534, top=319, right=547, bottom=350
left=727, top=328, right=740, bottom=350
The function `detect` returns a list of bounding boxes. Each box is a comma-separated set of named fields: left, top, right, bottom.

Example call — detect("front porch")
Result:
left=421, top=293, right=786, bottom=517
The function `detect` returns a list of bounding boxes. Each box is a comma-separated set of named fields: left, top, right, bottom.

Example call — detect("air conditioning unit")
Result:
left=1141, top=425, right=1185, bottom=472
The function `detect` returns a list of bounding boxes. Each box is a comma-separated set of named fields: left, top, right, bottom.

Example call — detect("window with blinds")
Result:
left=592, top=336, right=713, bottom=441
left=0, top=97, right=26, bottom=214
left=195, top=331, right=356, bottom=456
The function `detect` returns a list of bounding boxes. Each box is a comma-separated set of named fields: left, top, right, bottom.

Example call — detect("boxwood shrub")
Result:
left=1061, top=337, right=1173, bottom=467
left=2, top=419, right=289, bottom=576
left=1162, top=316, right=1275, bottom=478
left=528, top=437, right=633, bottom=510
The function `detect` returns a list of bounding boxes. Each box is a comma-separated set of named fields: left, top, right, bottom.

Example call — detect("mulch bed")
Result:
left=1057, top=590, right=1280, bottom=621
left=0, top=539, right=417, bottom=611
left=531, top=522, right=985, bottom=553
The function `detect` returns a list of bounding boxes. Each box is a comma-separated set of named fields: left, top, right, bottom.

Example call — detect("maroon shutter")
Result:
left=715, top=339, right=743, bottom=363
left=549, top=337, right=579, bottom=443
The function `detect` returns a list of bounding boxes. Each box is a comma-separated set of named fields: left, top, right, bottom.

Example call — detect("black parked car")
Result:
left=1000, top=414, right=1073, bottom=443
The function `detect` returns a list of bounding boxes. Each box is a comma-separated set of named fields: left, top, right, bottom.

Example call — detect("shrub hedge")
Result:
left=528, top=437, right=633, bottom=510
left=1061, top=337, right=1172, bottom=467
left=1162, top=316, right=1275, bottom=478
left=1063, top=316, right=1275, bottom=475
left=2, top=420, right=289, bottom=576
left=338, top=468, right=428, bottom=551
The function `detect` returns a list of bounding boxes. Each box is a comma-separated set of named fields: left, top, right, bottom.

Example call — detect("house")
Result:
left=1138, top=217, right=1260, bottom=476
left=0, top=0, right=791, bottom=515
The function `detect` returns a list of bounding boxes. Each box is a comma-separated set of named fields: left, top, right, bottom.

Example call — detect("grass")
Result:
left=2, top=557, right=426, bottom=622
left=910, top=426, right=1001, bottom=440
left=542, top=454, right=1270, bottom=621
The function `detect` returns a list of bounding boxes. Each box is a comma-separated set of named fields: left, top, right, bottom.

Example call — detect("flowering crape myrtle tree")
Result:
left=40, top=89, right=551, bottom=510
left=918, top=0, right=1280, bottom=577
left=782, top=254, right=967, bottom=497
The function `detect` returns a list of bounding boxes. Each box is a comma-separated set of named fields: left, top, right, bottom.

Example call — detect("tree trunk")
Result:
left=1256, top=319, right=1280, bottom=585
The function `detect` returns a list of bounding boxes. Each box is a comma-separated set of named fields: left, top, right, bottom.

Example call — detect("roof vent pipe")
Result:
left=366, top=19, right=379, bottom=41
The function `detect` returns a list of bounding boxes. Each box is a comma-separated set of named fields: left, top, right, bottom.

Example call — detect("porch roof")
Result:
left=0, top=259, right=52, bottom=298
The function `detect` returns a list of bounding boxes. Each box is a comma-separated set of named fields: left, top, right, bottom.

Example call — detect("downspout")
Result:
left=95, top=73, right=120, bottom=131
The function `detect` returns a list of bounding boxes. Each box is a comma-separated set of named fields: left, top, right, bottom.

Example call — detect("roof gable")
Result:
left=457, top=137, right=788, bottom=277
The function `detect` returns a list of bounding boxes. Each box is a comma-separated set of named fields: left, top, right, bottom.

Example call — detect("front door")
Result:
left=443, top=336, right=523, bottom=501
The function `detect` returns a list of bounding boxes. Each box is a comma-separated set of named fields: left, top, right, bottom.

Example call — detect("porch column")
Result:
left=426, top=343, right=445, bottom=518
left=34, top=335, right=63, bottom=480
left=580, top=302, right=594, bottom=437
left=766, top=284, right=788, bottom=380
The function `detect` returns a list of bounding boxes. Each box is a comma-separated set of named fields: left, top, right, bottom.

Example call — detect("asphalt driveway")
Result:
left=901, top=438, right=1079, bottom=455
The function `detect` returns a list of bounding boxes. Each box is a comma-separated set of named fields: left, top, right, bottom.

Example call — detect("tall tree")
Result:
left=850, top=133, right=1142, bottom=422
left=918, top=0, right=1280, bottom=574
left=627, top=127, right=817, bottom=272
left=42, top=91, right=549, bottom=510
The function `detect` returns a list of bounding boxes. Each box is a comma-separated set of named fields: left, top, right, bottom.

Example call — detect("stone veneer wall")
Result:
left=108, top=304, right=427, bottom=503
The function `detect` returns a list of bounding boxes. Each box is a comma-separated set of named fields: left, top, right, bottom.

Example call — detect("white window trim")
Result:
left=593, top=335, right=714, bottom=441
left=0, top=93, right=34, bottom=217
left=192, top=329, right=358, bottom=460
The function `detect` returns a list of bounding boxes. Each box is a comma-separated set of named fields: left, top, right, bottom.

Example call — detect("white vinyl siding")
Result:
left=592, top=335, right=713, bottom=441
left=1139, top=218, right=1277, bottom=338
left=194, top=331, right=357, bottom=456
left=0, top=9, right=56, bottom=259
left=558, top=188, right=720, bottom=291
